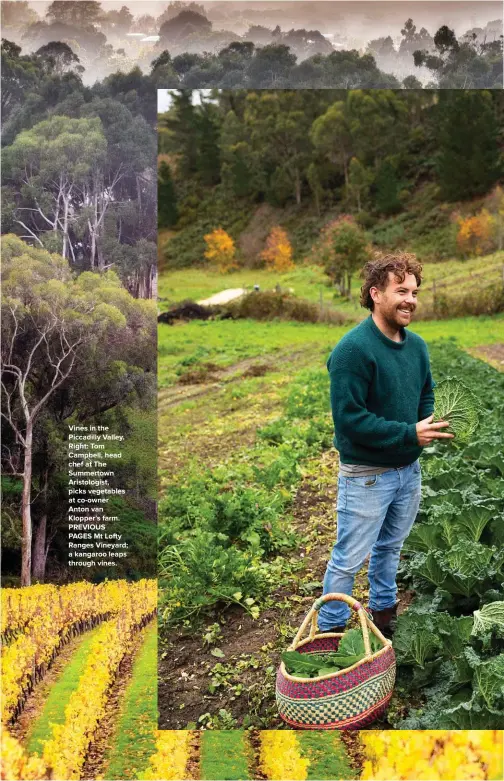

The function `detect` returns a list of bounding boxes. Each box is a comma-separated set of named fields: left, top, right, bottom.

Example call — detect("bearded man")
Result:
left=318, top=254, right=453, bottom=638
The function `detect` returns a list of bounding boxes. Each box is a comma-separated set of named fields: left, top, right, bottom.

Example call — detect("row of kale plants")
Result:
left=394, top=341, right=504, bottom=728
left=158, top=364, right=334, bottom=629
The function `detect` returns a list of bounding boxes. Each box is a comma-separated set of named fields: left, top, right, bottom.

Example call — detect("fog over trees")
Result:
left=2, top=1, right=502, bottom=87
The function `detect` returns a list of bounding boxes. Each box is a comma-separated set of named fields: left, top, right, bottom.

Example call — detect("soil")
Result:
left=198, top=289, right=246, bottom=307
left=158, top=450, right=382, bottom=730
left=467, top=343, right=504, bottom=371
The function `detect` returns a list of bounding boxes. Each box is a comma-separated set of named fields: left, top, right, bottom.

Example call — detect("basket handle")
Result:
left=289, top=592, right=374, bottom=656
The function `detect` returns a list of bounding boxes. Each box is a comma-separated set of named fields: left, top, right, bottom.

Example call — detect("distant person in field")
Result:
left=318, top=254, right=453, bottom=638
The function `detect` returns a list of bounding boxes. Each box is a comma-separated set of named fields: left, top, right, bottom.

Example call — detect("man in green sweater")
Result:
left=318, top=254, right=453, bottom=638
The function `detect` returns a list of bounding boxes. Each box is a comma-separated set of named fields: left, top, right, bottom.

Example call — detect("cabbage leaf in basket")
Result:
left=282, top=628, right=382, bottom=678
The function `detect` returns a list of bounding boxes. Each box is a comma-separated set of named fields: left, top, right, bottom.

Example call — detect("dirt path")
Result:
left=467, top=343, right=504, bottom=371
left=198, top=288, right=246, bottom=306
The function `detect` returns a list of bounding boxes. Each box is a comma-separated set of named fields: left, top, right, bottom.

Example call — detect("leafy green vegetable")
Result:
left=393, top=612, right=442, bottom=667
left=433, top=377, right=480, bottom=443
left=281, top=650, right=365, bottom=677
left=474, top=654, right=504, bottom=709
left=337, top=627, right=382, bottom=656
left=472, top=601, right=504, bottom=637
left=282, top=627, right=382, bottom=677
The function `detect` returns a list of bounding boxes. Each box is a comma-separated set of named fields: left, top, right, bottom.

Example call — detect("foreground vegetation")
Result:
left=158, top=307, right=504, bottom=730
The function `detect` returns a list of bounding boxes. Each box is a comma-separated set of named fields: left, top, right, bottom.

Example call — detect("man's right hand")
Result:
left=416, top=414, right=454, bottom=446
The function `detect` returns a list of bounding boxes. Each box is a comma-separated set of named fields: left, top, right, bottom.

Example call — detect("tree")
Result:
left=3, top=115, right=107, bottom=262
left=157, top=2, right=206, bottom=27
left=245, top=90, right=314, bottom=205
left=101, top=6, right=134, bottom=36
left=374, top=159, right=401, bottom=215
left=159, top=10, right=212, bottom=44
left=260, top=226, right=294, bottom=271
left=347, top=157, right=373, bottom=212
left=45, top=1, right=102, bottom=28
left=159, top=90, right=199, bottom=177
left=34, top=41, right=84, bottom=76
left=456, top=210, right=496, bottom=257
left=315, top=216, right=372, bottom=296
left=311, top=100, right=352, bottom=185
left=1, top=236, right=143, bottom=585
left=204, top=228, right=237, bottom=272
left=1, top=39, right=43, bottom=125
left=435, top=91, right=501, bottom=200
left=307, top=162, right=325, bottom=217
left=1, top=1, right=39, bottom=33
left=246, top=44, right=297, bottom=88
left=158, top=161, right=178, bottom=228
left=486, top=185, right=504, bottom=251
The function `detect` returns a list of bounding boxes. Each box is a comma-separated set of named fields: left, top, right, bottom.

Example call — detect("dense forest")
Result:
left=158, top=89, right=504, bottom=271
left=2, top=37, right=157, bottom=299
left=1, top=0, right=502, bottom=89
left=1, top=2, right=159, bottom=586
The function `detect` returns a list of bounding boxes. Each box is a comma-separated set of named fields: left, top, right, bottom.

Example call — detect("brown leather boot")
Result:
left=371, top=604, right=398, bottom=639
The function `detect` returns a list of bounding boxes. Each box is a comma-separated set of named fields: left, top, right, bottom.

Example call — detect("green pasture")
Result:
left=159, top=313, right=504, bottom=389
left=158, top=252, right=504, bottom=317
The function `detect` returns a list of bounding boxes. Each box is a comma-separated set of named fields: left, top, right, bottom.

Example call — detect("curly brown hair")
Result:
left=360, top=253, right=423, bottom=311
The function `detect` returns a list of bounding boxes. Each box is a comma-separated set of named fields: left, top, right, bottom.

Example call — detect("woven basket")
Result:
left=276, top=592, right=396, bottom=729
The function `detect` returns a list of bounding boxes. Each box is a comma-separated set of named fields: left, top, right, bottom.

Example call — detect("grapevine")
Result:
left=259, top=731, right=310, bottom=781
left=360, top=730, right=504, bottom=780
left=140, top=730, right=194, bottom=780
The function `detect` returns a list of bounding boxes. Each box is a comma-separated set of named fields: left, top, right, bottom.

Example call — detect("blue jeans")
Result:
left=318, top=460, right=422, bottom=630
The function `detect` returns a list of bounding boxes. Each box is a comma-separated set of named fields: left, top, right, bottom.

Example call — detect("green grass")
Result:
left=159, top=314, right=504, bottom=388
left=200, top=731, right=252, bottom=780
left=26, top=626, right=103, bottom=755
left=158, top=252, right=504, bottom=317
left=298, top=732, right=357, bottom=780
left=158, top=264, right=332, bottom=309
left=102, top=622, right=157, bottom=781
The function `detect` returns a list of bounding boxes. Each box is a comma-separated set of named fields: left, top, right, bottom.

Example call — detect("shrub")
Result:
left=224, top=291, right=348, bottom=324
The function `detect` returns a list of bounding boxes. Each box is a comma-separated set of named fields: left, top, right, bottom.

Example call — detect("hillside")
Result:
left=158, top=89, right=504, bottom=319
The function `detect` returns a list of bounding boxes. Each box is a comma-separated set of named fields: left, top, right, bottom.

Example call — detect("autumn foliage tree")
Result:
left=203, top=227, right=237, bottom=273
left=260, top=226, right=294, bottom=271
left=456, top=210, right=496, bottom=257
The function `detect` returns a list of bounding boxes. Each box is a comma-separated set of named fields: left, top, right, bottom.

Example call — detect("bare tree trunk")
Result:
left=21, top=419, right=34, bottom=587
left=294, top=169, right=301, bottom=206
left=32, top=514, right=48, bottom=582
left=32, top=467, right=49, bottom=582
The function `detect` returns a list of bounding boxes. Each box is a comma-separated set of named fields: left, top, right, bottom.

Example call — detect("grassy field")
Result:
left=159, top=313, right=504, bottom=388
left=158, top=251, right=504, bottom=318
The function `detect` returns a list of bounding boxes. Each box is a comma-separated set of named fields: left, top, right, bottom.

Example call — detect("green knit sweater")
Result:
left=327, top=315, right=435, bottom=467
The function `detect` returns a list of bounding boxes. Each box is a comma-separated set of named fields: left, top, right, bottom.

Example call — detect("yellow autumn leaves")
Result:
left=361, top=730, right=503, bottom=781
left=204, top=226, right=294, bottom=273
left=2, top=580, right=157, bottom=781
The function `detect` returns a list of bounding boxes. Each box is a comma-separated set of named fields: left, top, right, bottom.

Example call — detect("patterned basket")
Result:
left=276, top=592, right=396, bottom=729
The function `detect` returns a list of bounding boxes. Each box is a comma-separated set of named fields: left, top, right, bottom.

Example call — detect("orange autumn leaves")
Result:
left=204, top=226, right=293, bottom=273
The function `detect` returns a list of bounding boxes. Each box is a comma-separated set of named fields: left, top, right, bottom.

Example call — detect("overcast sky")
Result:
left=158, top=89, right=215, bottom=113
